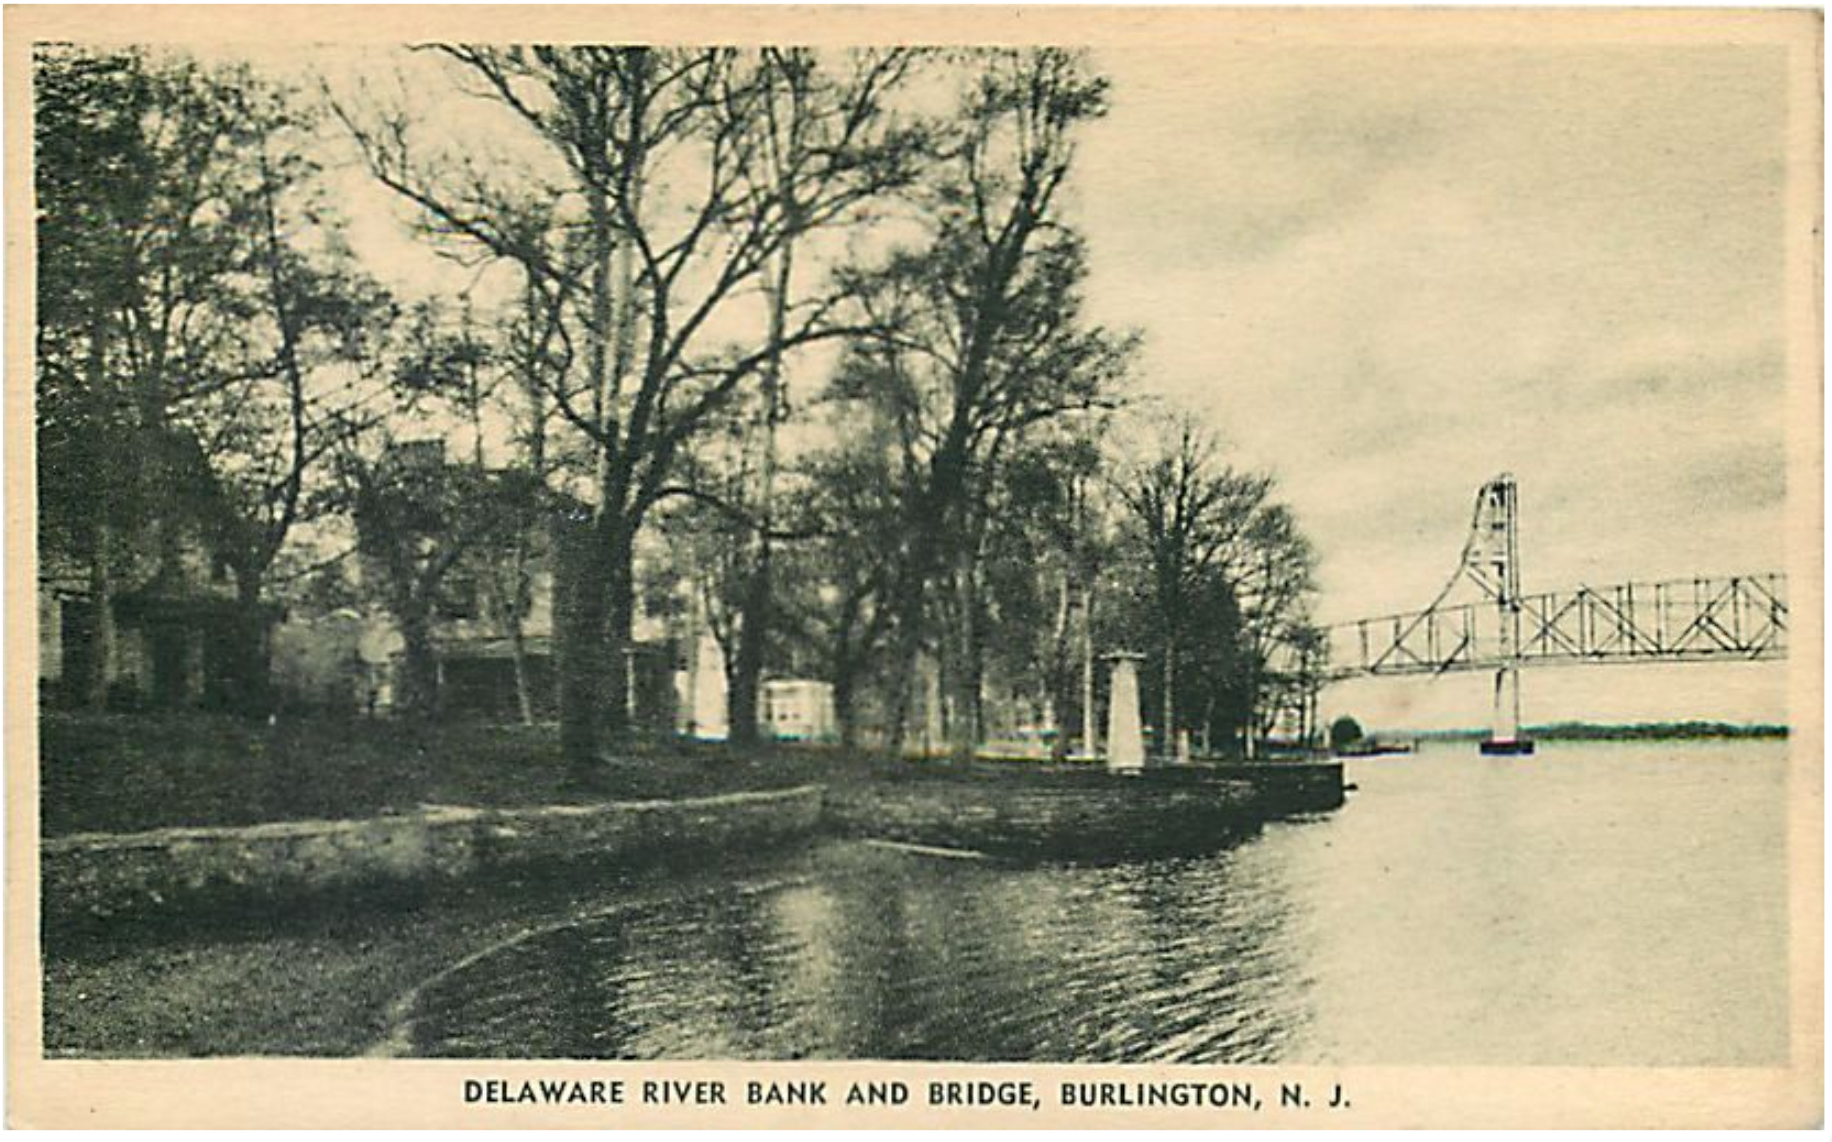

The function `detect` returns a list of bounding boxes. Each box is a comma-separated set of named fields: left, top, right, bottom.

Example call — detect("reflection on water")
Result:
left=406, top=740, right=1789, bottom=1065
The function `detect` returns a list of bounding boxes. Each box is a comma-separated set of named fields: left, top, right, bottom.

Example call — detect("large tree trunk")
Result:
left=947, top=558, right=980, bottom=762
left=82, top=315, right=117, bottom=711
left=827, top=583, right=870, bottom=752
left=728, top=240, right=796, bottom=747
left=506, top=586, right=535, bottom=725
left=1162, top=639, right=1177, bottom=760
left=1048, top=573, right=1074, bottom=762
left=560, top=99, right=641, bottom=763
left=83, top=526, right=116, bottom=712
left=557, top=507, right=637, bottom=760
left=603, top=529, right=636, bottom=740
left=581, top=77, right=646, bottom=752
left=882, top=577, right=925, bottom=756
left=556, top=510, right=607, bottom=766
left=1243, top=657, right=1263, bottom=759
left=727, top=542, right=769, bottom=747
left=1081, top=583, right=1096, bottom=758
left=514, top=277, right=553, bottom=727
left=397, top=603, right=439, bottom=718
left=832, top=662, right=858, bottom=751
left=229, top=572, right=273, bottom=716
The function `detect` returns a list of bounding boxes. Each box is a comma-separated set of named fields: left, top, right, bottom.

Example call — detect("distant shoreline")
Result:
left=1401, top=722, right=1789, bottom=743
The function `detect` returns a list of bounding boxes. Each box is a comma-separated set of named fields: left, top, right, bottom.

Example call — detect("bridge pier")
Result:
left=1479, top=476, right=1533, bottom=756
left=1310, top=474, right=1786, bottom=756
left=1481, top=663, right=1534, bottom=755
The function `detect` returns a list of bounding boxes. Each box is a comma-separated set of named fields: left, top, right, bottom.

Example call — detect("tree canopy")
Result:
left=34, top=43, right=1325, bottom=758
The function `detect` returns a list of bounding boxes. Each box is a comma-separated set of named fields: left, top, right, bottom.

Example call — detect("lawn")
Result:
left=30, top=713, right=1114, bottom=1058
left=35, top=711, right=865, bottom=1057
left=38, top=712, right=855, bottom=837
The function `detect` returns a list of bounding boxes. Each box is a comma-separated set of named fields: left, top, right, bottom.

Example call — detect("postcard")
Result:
left=5, top=4, right=1822, bottom=1128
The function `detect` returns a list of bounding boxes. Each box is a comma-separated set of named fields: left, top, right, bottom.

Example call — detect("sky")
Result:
left=246, top=41, right=1797, bottom=731
left=1070, top=44, right=1796, bottom=729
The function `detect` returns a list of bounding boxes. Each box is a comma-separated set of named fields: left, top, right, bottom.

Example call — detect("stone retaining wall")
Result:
left=1212, top=761, right=1346, bottom=812
left=43, top=785, right=824, bottom=920
left=827, top=770, right=1264, bottom=859
left=42, top=762, right=1343, bottom=920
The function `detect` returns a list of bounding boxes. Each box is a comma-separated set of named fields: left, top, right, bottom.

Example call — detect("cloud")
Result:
left=1077, top=43, right=1791, bottom=725
left=213, top=41, right=1790, bottom=729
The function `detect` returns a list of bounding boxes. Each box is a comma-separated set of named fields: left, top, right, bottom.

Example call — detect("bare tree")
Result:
left=344, top=443, right=541, bottom=717
left=36, top=47, right=391, bottom=712
left=832, top=49, right=1132, bottom=757
left=339, top=46, right=924, bottom=766
left=722, top=48, right=926, bottom=746
left=1114, top=415, right=1317, bottom=755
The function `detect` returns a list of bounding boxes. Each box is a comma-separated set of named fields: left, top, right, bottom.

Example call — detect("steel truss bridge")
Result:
left=1331, top=572, right=1788, bottom=678
left=1296, top=474, right=1787, bottom=751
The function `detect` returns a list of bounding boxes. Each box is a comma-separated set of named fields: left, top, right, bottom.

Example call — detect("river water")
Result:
left=404, top=739, right=1791, bottom=1065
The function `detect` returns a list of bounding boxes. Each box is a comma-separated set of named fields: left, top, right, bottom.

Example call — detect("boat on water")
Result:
left=1335, top=739, right=1418, bottom=758
left=1478, top=738, right=1536, bottom=756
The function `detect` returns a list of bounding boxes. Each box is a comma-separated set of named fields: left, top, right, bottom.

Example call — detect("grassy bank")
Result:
left=38, top=713, right=862, bottom=838
left=35, top=714, right=1296, bottom=1057
left=34, top=711, right=853, bottom=1056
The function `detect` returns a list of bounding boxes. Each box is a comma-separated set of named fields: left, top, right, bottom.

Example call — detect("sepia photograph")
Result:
left=5, top=4, right=1822, bottom=1128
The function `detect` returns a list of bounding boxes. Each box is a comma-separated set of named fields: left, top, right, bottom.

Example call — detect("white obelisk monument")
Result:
left=1105, top=651, right=1146, bottom=773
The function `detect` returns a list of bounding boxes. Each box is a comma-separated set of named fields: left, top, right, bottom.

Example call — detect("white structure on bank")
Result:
left=678, top=626, right=730, bottom=740
left=1105, top=651, right=1146, bottom=773
left=761, top=679, right=837, bottom=742
left=671, top=616, right=835, bottom=743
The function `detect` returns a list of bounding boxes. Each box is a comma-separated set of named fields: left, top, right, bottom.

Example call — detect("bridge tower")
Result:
left=1320, top=474, right=1786, bottom=751
left=1464, top=474, right=1533, bottom=755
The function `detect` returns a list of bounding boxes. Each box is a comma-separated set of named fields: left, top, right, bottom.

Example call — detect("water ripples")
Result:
left=400, top=741, right=1789, bottom=1065
left=406, top=839, right=1318, bottom=1062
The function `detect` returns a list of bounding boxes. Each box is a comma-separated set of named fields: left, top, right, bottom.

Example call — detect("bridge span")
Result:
left=1311, top=475, right=1787, bottom=754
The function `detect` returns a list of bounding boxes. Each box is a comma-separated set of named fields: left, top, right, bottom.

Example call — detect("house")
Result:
left=275, top=502, right=684, bottom=732
left=41, top=572, right=273, bottom=711
left=38, top=435, right=278, bottom=713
